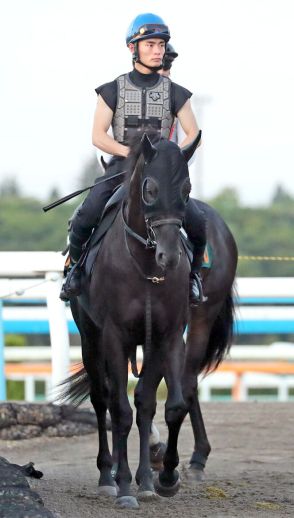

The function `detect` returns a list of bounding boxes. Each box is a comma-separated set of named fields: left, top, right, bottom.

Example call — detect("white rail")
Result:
left=1, top=252, right=294, bottom=402
left=3, top=343, right=294, bottom=362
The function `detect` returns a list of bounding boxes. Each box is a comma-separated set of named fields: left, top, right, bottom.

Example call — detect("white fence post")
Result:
left=0, top=300, right=6, bottom=400
left=45, top=272, right=70, bottom=399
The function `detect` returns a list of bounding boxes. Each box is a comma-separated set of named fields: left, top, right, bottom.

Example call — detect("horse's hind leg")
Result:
left=89, top=381, right=117, bottom=496
left=188, top=385, right=211, bottom=480
left=183, top=311, right=223, bottom=481
left=78, top=313, right=116, bottom=496
left=182, top=334, right=211, bottom=481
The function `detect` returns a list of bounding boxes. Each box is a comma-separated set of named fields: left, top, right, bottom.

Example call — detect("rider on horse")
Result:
left=60, top=13, right=207, bottom=305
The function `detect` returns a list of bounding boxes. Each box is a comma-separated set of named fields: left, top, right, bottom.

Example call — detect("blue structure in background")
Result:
left=0, top=300, right=7, bottom=400
left=3, top=317, right=294, bottom=336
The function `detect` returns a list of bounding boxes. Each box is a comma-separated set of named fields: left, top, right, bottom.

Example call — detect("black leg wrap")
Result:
left=190, top=451, right=207, bottom=469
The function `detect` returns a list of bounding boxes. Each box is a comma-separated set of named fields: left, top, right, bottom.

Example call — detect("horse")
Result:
left=61, top=134, right=200, bottom=509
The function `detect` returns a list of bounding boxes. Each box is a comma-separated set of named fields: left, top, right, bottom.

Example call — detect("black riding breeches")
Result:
left=69, top=157, right=126, bottom=262
left=183, top=198, right=207, bottom=271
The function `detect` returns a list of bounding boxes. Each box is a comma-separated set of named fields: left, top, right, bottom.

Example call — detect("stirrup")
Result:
left=59, top=262, right=82, bottom=301
left=190, top=273, right=207, bottom=307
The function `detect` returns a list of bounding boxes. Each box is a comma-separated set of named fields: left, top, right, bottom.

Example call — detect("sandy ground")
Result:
left=1, top=402, right=294, bottom=518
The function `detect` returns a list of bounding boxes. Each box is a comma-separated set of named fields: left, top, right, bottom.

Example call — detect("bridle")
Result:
left=121, top=201, right=182, bottom=251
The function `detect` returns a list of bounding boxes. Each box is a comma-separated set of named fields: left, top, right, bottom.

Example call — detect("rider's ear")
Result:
left=181, top=130, right=202, bottom=162
left=141, top=133, right=157, bottom=164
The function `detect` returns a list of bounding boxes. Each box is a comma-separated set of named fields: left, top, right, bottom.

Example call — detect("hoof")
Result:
left=154, top=474, right=180, bottom=497
left=190, top=468, right=205, bottom=482
left=138, top=490, right=160, bottom=501
left=188, top=464, right=205, bottom=482
left=97, top=485, right=117, bottom=497
left=180, top=463, right=206, bottom=484
left=116, top=496, right=139, bottom=509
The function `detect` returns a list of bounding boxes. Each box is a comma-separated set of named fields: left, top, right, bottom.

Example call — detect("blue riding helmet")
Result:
left=126, top=13, right=170, bottom=45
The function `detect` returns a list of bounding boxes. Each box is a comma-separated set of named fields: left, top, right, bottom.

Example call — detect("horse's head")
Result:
left=137, top=133, right=199, bottom=270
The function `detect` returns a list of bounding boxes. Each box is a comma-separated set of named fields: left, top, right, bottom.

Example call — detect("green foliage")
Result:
left=1, top=171, right=294, bottom=277
left=208, top=187, right=294, bottom=277
left=5, top=334, right=27, bottom=347
left=6, top=380, right=25, bottom=400
left=0, top=177, right=22, bottom=197
left=0, top=195, right=81, bottom=251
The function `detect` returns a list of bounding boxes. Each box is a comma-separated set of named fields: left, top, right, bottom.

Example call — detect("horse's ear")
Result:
left=181, top=130, right=202, bottom=162
left=141, top=133, right=157, bottom=163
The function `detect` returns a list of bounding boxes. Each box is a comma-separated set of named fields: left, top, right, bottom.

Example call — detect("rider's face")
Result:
left=138, top=39, right=166, bottom=67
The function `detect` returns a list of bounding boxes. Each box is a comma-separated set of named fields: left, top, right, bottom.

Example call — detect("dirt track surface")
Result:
left=1, top=402, right=294, bottom=517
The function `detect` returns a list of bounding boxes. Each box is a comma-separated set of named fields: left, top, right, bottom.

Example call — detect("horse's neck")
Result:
left=126, top=166, right=146, bottom=238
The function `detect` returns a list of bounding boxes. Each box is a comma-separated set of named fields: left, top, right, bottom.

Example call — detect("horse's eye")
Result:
left=181, top=177, right=191, bottom=204
left=142, top=177, right=159, bottom=205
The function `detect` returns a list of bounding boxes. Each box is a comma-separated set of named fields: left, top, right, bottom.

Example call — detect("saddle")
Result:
left=83, top=189, right=213, bottom=279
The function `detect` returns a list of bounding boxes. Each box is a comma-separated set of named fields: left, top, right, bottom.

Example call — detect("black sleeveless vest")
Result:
left=112, top=73, right=174, bottom=143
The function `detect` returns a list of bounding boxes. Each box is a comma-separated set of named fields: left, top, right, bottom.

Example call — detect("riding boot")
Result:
left=59, top=230, right=85, bottom=301
left=189, top=245, right=207, bottom=307
left=59, top=260, right=82, bottom=301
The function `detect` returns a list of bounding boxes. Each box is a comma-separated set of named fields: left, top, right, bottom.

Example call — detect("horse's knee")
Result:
left=136, top=400, right=157, bottom=427
left=165, top=399, right=187, bottom=425
left=119, top=406, right=133, bottom=435
left=182, top=379, right=198, bottom=405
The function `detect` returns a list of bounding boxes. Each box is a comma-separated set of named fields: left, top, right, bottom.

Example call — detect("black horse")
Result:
left=61, top=134, right=238, bottom=507
left=62, top=134, right=201, bottom=509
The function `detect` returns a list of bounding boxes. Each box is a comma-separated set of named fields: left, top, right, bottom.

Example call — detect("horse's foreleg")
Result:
left=104, top=325, right=138, bottom=509
left=134, top=353, right=162, bottom=499
left=136, top=375, right=166, bottom=471
left=156, top=334, right=187, bottom=496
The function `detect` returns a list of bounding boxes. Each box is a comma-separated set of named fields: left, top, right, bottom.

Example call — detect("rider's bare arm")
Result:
left=92, top=96, right=130, bottom=158
left=177, top=99, right=201, bottom=148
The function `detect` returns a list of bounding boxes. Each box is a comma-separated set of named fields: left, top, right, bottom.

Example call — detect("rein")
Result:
left=122, top=202, right=183, bottom=379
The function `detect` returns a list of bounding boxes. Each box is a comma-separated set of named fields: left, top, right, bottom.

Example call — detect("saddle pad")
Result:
left=84, top=206, right=120, bottom=277
left=202, top=243, right=213, bottom=268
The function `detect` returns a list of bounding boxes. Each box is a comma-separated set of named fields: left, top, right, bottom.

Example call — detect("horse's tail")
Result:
left=200, top=284, right=236, bottom=374
left=56, top=363, right=90, bottom=406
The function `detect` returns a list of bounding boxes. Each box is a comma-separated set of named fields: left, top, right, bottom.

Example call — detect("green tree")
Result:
left=271, top=184, right=293, bottom=206
left=0, top=177, right=22, bottom=197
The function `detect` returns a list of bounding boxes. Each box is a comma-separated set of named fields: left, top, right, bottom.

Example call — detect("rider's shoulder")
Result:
left=170, top=81, right=193, bottom=99
left=94, top=72, right=131, bottom=97
left=95, top=79, right=117, bottom=97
